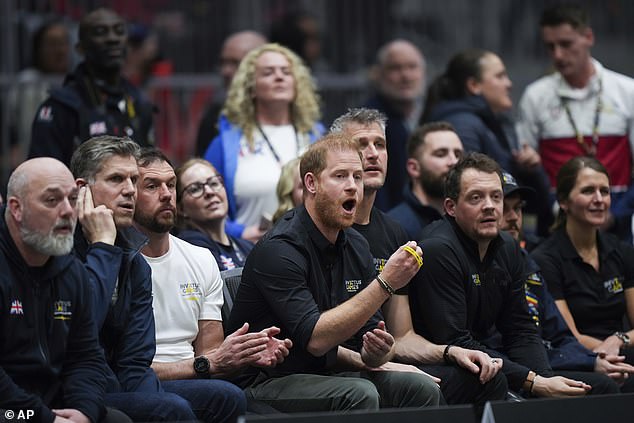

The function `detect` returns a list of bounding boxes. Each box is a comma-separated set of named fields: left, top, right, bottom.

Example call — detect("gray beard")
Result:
left=20, top=225, right=75, bottom=256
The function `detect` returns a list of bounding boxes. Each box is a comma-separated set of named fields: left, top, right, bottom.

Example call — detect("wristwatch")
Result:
left=613, top=331, right=631, bottom=347
left=193, top=355, right=211, bottom=378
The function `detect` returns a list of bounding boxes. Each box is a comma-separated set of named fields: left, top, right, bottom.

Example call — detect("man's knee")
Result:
left=483, top=372, right=509, bottom=400
left=337, top=378, right=380, bottom=410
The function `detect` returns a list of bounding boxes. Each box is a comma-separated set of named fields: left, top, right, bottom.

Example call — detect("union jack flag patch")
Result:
left=10, top=300, right=24, bottom=315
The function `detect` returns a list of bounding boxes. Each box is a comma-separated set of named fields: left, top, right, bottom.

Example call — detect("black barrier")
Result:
left=481, top=393, right=634, bottom=423
left=240, top=405, right=477, bottom=423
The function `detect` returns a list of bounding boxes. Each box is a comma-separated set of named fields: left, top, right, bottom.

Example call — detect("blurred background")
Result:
left=1, top=0, right=633, bottom=190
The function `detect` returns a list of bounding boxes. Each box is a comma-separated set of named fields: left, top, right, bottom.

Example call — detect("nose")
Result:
left=448, top=152, right=460, bottom=167
left=122, top=178, right=136, bottom=196
left=159, top=183, right=173, bottom=201
left=60, top=197, right=75, bottom=218
left=202, top=183, right=218, bottom=197
left=364, top=144, right=379, bottom=161
left=551, top=45, right=564, bottom=61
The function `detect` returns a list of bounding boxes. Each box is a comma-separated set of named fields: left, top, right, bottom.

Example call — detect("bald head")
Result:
left=5, top=158, right=78, bottom=265
left=220, top=30, right=267, bottom=88
left=8, top=158, right=74, bottom=200
left=375, top=39, right=426, bottom=103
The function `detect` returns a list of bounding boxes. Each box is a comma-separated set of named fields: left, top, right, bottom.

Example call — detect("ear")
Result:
left=406, top=158, right=420, bottom=179
left=7, top=197, right=23, bottom=223
left=75, top=178, right=87, bottom=187
left=466, top=76, right=481, bottom=95
left=444, top=197, right=456, bottom=217
left=558, top=199, right=568, bottom=214
left=583, top=27, right=595, bottom=47
left=304, top=172, right=317, bottom=195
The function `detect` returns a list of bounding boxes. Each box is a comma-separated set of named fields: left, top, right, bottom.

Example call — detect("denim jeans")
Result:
left=163, top=379, right=247, bottom=423
left=105, top=380, right=246, bottom=423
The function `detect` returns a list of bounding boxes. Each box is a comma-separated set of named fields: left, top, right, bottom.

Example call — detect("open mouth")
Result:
left=119, top=203, right=135, bottom=213
left=342, top=199, right=356, bottom=213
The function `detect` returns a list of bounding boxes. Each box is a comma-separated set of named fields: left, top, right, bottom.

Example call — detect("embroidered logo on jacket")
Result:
left=10, top=300, right=24, bottom=315
left=604, top=277, right=623, bottom=294
left=471, top=274, right=481, bottom=286
left=345, top=279, right=362, bottom=293
left=53, top=300, right=72, bottom=320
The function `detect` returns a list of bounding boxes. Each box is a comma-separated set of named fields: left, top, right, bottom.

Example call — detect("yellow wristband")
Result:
left=403, top=245, right=423, bottom=268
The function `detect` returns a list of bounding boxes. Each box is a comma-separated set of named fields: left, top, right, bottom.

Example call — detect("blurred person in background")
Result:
left=6, top=18, right=71, bottom=168
left=203, top=43, right=324, bottom=243
left=272, top=157, right=302, bottom=223
left=362, top=39, right=426, bottom=211
left=176, top=158, right=253, bottom=271
left=422, top=48, right=551, bottom=236
left=29, top=8, right=155, bottom=165
left=195, top=31, right=267, bottom=156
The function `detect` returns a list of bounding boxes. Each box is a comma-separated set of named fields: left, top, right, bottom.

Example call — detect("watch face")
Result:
left=194, top=356, right=210, bottom=375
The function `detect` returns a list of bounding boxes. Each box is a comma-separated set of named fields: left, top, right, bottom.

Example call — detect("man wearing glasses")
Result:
left=175, top=159, right=253, bottom=271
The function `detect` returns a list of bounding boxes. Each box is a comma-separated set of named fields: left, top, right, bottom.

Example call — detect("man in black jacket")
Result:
left=29, top=8, right=154, bottom=165
left=411, top=152, right=592, bottom=398
left=0, top=158, right=112, bottom=423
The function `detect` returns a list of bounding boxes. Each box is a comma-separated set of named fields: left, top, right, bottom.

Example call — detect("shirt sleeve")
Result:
left=516, top=90, right=539, bottom=149
left=28, top=99, right=77, bottom=164
left=200, top=250, right=223, bottom=321
left=531, top=247, right=565, bottom=300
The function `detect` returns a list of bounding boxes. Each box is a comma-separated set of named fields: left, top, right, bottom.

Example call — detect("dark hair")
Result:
left=444, top=152, right=502, bottom=201
left=553, top=155, right=609, bottom=229
left=31, top=19, right=67, bottom=70
left=70, top=135, right=140, bottom=182
left=407, top=121, right=457, bottom=158
left=138, top=147, right=173, bottom=168
left=540, top=4, right=589, bottom=30
left=421, top=49, right=490, bottom=123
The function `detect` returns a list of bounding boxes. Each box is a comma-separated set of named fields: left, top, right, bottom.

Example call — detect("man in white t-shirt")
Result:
left=133, top=148, right=292, bottom=421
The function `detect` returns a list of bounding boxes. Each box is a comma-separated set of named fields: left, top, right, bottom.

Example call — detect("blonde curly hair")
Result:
left=221, top=43, right=321, bottom=150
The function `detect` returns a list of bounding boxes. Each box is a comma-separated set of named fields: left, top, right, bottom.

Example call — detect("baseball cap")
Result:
left=502, top=171, right=535, bottom=200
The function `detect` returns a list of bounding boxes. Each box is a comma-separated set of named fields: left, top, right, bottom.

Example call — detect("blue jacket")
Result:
left=0, top=212, right=107, bottom=423
left=74, top=226, right=162, bottom=393
left=203, top=115, right=324, bottom=238
left=387, top=184, right=442, bottom=241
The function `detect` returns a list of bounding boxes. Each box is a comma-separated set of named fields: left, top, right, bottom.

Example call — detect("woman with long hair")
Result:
left=422, top=49, right=552, bottom=235
left=203, top=43, right=323, bottom=242
left=531, top=156, right=634, bottom=391
left=272, top=157, right=302, bottom=223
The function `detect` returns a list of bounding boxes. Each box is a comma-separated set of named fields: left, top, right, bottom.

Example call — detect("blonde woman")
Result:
left=203, top=43, right=323, bottom=242
left=272, top=157, right=303, bottom=223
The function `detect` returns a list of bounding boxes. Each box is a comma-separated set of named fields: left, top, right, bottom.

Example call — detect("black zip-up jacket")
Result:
left=29, top=62, right=155, bottom=165
left=0, top=214, right=107, bottom=423
left=410, top=215, right=552, bottom=391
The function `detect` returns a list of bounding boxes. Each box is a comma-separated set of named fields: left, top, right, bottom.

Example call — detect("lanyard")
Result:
left=561, top=78, right=603, bottom=156
left=228, top=237, right=245, bottom=264
left=256, top=123, right=301, bottom=166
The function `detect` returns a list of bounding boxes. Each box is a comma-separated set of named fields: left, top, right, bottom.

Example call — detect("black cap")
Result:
left=502, top=171, right=535, bottom=200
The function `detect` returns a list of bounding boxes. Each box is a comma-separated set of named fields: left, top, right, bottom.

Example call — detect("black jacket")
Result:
left=0, top=213, right=107, bottom=423
left=29, top=63, right=154, bottom=165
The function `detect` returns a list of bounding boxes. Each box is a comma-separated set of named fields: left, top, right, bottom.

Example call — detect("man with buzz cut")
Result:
left=331, top=108, right=507, bottom=407
left=227, top=132, right=441, bottom=412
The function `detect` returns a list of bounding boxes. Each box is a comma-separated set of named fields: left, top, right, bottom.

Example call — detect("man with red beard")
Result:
left=133, top=148, right=291, bottom=420
left=388, top=121, right=463, bottom=240
left=226, top=133, right=440, bottom=413
left=411, top=152, right=593, bottom=399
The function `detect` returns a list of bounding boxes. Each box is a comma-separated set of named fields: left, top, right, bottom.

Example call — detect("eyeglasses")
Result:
left=181, top=176, right=224, bottom=198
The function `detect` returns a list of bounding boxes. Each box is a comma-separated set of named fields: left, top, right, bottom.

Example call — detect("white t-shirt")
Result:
left=234, top=124, right=307, bottom=226
left=142, top=234, right=223, bottom=362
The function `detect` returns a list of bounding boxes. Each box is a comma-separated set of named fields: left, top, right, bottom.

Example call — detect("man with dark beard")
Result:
left=29, top=8, right=154, bottom=165
left=388, top=121, right=463, bottom=240
left=0, top=158, right=121, bottom=423
left=226, top=133, right=441, bottom=413
left=133, top=148, right=291, bottom=421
